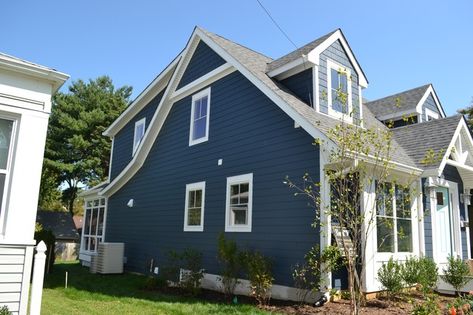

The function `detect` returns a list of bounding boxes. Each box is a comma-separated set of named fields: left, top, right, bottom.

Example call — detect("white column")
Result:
left=30, top=241, right=47, bottom=315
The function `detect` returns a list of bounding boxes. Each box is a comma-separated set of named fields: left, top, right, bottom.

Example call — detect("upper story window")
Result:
left=189, top=87, right=211, bottom=146
left=0, top=117, right=15, bottom=221
left=327, top=60, right=352, bottom=120
left=133, top=118, right=146, bottom=156
left=184, top=181, right=205, bottom=232
left=225, top=173, right=253, bottom=232
left=376, top=182, right=412, bottom=253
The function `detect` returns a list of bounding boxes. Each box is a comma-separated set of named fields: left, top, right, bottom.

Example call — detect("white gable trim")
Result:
left=100, top=28, right=335, bottom=197
left=414, top=85, right=446, bottom=119
left=438, top=118, right=472, bottom=176
left=103, top=56, right=180, bottom=137
left=307, top=30, right=368, bottom=88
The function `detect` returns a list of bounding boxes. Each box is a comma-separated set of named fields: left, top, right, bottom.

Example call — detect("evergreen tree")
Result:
left=41, top=76, right=132, bottom=215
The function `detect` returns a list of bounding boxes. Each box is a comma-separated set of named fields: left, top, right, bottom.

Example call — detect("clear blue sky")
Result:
left=2, top=0, right=472, bottom=115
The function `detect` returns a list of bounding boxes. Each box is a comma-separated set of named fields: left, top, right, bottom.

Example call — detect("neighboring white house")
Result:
left=0, top=53, right=68, bottom=314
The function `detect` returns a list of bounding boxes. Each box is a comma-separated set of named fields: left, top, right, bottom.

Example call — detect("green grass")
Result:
left=42, top=262, right=273, bottom=315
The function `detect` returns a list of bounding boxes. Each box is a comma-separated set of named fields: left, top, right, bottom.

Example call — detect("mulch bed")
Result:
left=145, top=286, right=456, bottom=314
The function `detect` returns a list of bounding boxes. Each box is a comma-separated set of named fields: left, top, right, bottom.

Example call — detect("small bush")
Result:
left=401, top=256, right=420, bottom=287
left=441, top=255, right=470, bottom=295
left=377, top=257, right=403, bottom=300
left=242, top=250, right=274, bottom=306
left=142, top=275, right=167, bottom=291
left=179, top=248, right=204, bottom=296
left=0, top=306, right=11, bottom=315
left=34, top=228, right=56, bottom=273
left=417, top=257, right=438, bottom=294
left=217, top=233, right=241, bottom=299
left=411, top=294, right=441, bottom=315
left=292, top=246, right=322, bottom=303
left=321, top=245, right=346, bottom=272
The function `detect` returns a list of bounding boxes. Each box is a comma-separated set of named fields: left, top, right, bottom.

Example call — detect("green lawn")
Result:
left=41, top=262, right=273, bottom=315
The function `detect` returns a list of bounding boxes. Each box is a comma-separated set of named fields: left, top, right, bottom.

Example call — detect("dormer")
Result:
left=365, top=84, right=446, bottom=128
left=267, top=29, right=368, bottom=125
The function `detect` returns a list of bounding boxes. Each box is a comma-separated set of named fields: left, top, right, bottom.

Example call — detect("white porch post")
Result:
left=30, top=241, right=47, bottom=315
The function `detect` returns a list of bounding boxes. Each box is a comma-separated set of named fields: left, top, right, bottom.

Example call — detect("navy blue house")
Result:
left=80, top=27, right=473, bottom=298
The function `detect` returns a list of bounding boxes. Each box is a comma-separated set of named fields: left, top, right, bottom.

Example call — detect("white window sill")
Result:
left=183, top=226, right=204, bottom=232
left=225, top=225, right=252, bottom=233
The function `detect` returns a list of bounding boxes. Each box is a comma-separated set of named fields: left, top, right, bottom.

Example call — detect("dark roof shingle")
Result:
left=36, top=210, right=80, bottom=241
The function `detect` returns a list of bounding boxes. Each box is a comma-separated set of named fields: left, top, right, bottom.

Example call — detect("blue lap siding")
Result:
left=110, top=90, right=165, bottom=180
left=106, top=71, right=320, bottom=286
left=177, top=41, right=226, bottom=89
left=280, top=69, right=313, bottom=106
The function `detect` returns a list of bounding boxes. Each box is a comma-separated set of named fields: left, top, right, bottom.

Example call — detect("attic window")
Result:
left=327, top=60, right=352, bottom=120
left=425, top=108, right=439, bottom=122
left=133, top=118, right=146, bottom=156
left=189, top=87, right=211, bottom=146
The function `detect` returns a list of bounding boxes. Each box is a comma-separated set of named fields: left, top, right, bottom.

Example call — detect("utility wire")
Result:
left=255, top=0, right=299, bottom=51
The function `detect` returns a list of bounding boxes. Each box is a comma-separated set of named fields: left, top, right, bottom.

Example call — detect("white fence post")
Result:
left=30, top=241, right=47, bottom=315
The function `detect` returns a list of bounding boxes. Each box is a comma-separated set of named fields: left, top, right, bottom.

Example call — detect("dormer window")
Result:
left=133, top=118, right=146, bottom=156
left=425, top=108, right=439, bottom=122
left=327, top=60, right=352, bottom=120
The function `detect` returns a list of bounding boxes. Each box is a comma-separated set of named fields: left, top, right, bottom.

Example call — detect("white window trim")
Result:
left=189, top=87, right=211, bottom=146
left=225, top=173, right=253, bottom=232
left=425, top=108, right=439, bottom=122
left=0, top=115, right=18, bottom=236
left=80, top=197, right=107, bottom=254
left=133, top=117, right=146, bottom=156
left=326, top=59, right=353, bottom=122
left=183, top=181, right=206, bottom=232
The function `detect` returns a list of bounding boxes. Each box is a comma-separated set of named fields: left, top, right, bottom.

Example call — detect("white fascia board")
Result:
left=267, top=57, right=305, bottom=78
left=307, top=29, right=368, bottom=88
left=415, top=85, right=446, bottom=118
left=0, top=54, right=69, bottom=93
left=103, top=57, right=180, bottom=137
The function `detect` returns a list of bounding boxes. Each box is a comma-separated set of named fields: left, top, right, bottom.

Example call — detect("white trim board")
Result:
left=414, top=85, right=446, bottom=118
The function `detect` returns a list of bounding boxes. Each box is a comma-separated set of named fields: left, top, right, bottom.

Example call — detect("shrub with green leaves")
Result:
left=417, top=257, right=438, bottom=294
left=0, top=306, right=11, bottom=315
left=242, top=250, right=274, bottom=306
left=292, top=246, right=322, bottom=303
left=321, top=245, right=346, bottom=272
left=411, top=294, right=441, bottom=315
left=217, top=233, right=241, bottom=299
left=401, top=256, right=420, bottom=287
left=377, top=257, right=403, bottom=300
left=142, top=275, right=167, bottom=291
left=441, top=255, right=470, bottom=295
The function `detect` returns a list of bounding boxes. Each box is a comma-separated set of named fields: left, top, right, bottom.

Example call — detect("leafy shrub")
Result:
left=321, top=245, right=346, bottom=272
left=292, top=246, right=322, bottom=303
left=217, top=233, right=241, bottom=299
left=447, top=296, right=472, bottom=315
left=411, top=294, right=441, bottom=315
left=377, top=257, right=403, bottom=300
left=0, top=306, right=11, bottom=315
left=142, top=275, right=167, bottom=291
left=161, top=248, right=204, bottom=296
left=179, top=248, right=205, bottom=296
left=417, top=257, right=438, bottom=294
left=242, top=250, right=274, bottom=306
left=441, top=255, right=471, bottom=295
left=401, top=256, right=421, bottom=287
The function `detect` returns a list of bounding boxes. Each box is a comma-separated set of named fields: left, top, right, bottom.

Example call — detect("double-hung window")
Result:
left=184, top=181, right=205, bottom=231
left=327, top=59, right=352, bottom=119
left=82, top=197, right=106, bottom=252
left=133, top=118, right=146, bottom=155
left=0, top=117, right=15, bottom=222
left=225, top=173, right=253, bottom=232
left=376, top=182, right=412, bottom=253
left=189, top=87, right=211, bottom=146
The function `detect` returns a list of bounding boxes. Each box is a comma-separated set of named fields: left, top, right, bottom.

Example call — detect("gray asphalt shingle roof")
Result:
left=201, top=28, right=417, bottom=168
left=36, top=210, right=80, bottom=241
left=365, top=84, right=431, bottom=119
left=265, top=30, right=338, bottom=73
left=391, top=115, right=463, bottom=168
